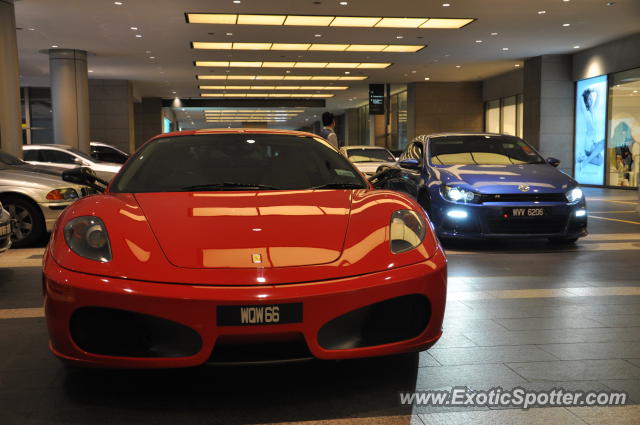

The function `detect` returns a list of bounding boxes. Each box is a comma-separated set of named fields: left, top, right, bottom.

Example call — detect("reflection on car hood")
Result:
left=135, top=190, right=352, bottom=269
left=10, top=163, right=65, bottom=177
left=433, top=164, right=575, bottom=194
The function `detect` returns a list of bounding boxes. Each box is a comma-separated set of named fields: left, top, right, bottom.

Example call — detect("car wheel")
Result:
left=2, top=196, right=45, bottom=248
left=548, top=237, right=578, bottom=244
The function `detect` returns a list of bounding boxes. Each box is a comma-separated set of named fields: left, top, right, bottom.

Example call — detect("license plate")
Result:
left=0, top=224, right=10, bottom=237
left=217, top=303, right=303, bottom=326
left=508, top=207, right=549, bottom=217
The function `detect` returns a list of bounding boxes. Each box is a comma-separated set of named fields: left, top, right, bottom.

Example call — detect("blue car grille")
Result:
left=480, top=193, right=567, bottom=203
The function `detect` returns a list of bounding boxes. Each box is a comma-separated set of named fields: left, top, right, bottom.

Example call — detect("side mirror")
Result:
left=62, top=167, right=108, bottom=193
left=546, top=157, right=561, bottom=167
left=398, top=158, right=422, bottom=170
left=73, top=157, right=84, bottom=165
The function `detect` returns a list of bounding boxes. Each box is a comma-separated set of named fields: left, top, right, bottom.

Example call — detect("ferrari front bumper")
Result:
left=43, top=249, right=447, bottom=368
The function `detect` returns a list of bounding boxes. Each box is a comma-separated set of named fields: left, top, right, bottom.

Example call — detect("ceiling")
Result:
left=13, top=0, right=640, bottom=129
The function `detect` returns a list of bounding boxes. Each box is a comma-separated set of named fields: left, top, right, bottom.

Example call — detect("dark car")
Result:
left=395, top=133, right=587, bottom=243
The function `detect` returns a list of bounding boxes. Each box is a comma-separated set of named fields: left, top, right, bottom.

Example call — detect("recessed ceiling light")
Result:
left=424, top=77, right=430, bottom=80
left=475, top=39, right=482, bottom=43
left=233, top=0, right=241, bottom=3
left=411, top=70, right=417, bottom=73
left=339, top=1, right=348, bottom=5
left=634, top=90, right=638, bottom=93
left=314, top=33, right=322, bottom=37
left=491, top=32, right=498, bottom=36
left=538, top=10, right=546, bottom=14
left=28, top=27, right=35, bottom=31
left=113, top=1, right=123, bottom=5
left=344, top=71, right=350, bottom=74
left=606, top=1, right=615, bottom=5
left=502, top=47, right=509, bottom=51
left=51, top=45, right=58, bottom=48
left=455, top=65, right=461, bottom=68
left=396, top=35, right=404, bottom=39
left=226, top=32, right=233, bottom=36
left=149, top=56, right=155, bottom=59
left=442, top=3, right=450, bottom=6
left=88, top=69, right=94, bottom=73
left=573, top=45, right=580, bottom=49
left=135, top=34, right=142, bottom=38
left=563, top=23, right=571, bottom=27
left=515, top=64, right=520, bottom=67
left=130, top=26, right=138, bottom=30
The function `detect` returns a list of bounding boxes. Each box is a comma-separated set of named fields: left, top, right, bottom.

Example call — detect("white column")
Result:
left=0, top=0, right=22, bottom=157
left=49, top=49, right=90, bottom=153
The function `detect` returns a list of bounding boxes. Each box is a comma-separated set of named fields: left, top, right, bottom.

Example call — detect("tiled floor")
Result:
left=0, top=188, right=638, bottom=425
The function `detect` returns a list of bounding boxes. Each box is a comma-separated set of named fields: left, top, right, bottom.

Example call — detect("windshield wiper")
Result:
left=311, top=182, right=366, bottom=190
left=180, top=182, right=280, bottom=191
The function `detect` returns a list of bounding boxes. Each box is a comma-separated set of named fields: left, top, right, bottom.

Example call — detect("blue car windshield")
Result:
left=429, top=136, right=546, bottom=166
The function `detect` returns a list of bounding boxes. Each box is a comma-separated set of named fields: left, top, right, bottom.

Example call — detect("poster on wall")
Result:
left=574, top=75, right=608, bottom=185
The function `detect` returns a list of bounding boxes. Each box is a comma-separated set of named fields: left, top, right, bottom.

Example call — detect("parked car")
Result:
left=396, top=133, right=587, bottom=243
left=340, top=145, right=397, bottom=176
left=90, top=142, right=129, bottom=164
left=0, top=149, right=68, bottom=177
left=0, top=166, right=94, bottom=247
left=44, top=129, right=446, bottom=368
left=23, top=144, right=121, bottom=181
left=0, top=201, right=11, bottom=255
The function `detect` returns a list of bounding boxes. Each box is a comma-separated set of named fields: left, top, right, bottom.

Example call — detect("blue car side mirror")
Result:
left=546, top=157, right=561, bottom=167
left=399, top=158, right=422, bottom=170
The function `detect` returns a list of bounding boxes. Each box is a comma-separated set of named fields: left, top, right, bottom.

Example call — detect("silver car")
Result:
left=0, top=201, right=10, bottom=255
left=340, top=145, right=398, bottom=177
left=23, top=144, right=121, bottom=182
left=0, top=166, right=94, bottom=247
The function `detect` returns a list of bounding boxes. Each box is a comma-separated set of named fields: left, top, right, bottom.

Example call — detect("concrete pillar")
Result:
left=523, top=55, right=574, bottom=176
left=0, top=0, right=22, bottom=157
left=406, top=81, right=483, bottom=140
left=134, top=97, right=162, bottom=149
left=49, top=49, right=90, bottom=153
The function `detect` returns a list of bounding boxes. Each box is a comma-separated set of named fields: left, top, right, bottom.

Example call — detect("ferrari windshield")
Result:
left=429, top=135, right=545, bottom=165
left=113, top=134, right=367, bottom=192
left=346, top=148, right=395, bottom=163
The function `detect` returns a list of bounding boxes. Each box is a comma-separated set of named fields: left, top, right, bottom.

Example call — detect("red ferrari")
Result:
left=43, top=129, right=447, bottom=368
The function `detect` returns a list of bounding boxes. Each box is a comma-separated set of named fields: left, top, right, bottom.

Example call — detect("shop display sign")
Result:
left=369, top=84, right=385, bottom=115
left=574, top=75, right=608, bottom=185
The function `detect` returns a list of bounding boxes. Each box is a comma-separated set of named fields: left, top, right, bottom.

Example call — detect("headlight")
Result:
left=64, top=216, right=112, bottom=262
left=441, top=185, right=481, bottom=203
left=566, top=187, right=583, bottom=203
left=390, top=210, right=426, bottom=254
left=46, top=188, right=79, bottom=201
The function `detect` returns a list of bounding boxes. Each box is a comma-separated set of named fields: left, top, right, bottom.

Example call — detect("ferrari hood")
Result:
left=134, top=190, right=352, bottom=269
left=434, top=164, right=574, bottom=194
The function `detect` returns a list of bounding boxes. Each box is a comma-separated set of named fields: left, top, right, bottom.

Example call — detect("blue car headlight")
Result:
left=441, top=185, right=481, bottom=204
left=566, top=187, right=583, bottom=204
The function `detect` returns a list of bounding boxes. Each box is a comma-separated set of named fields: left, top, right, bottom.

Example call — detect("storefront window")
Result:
left=485, top=96, right=524, bottom=137
left=607, top=68, right=640, bottom=188
left=485, top=99, right=500, bottom=133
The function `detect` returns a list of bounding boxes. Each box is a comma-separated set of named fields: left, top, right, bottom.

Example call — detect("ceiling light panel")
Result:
left=236, top=14, right=286, bottom=25
left=200, top=93, right=335, bottom=98
left=199, top=85, right=349, bottom=90
left=186, top=13, right=475, bottom=29
left=420, top=18, right=474, bottom=28
left=197, top=75, right=367, bottom=81
left=192, top=42, right=424, bottom=52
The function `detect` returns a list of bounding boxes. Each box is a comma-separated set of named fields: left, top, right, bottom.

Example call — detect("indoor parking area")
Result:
left=0, top=1, right=639, bottom=425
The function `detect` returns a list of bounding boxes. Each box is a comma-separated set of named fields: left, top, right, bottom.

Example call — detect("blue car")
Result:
left=396, top=133, right=587, bottom=242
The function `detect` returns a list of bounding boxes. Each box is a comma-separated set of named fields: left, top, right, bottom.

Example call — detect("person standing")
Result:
left=319, top=112, right=339, bottom=149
